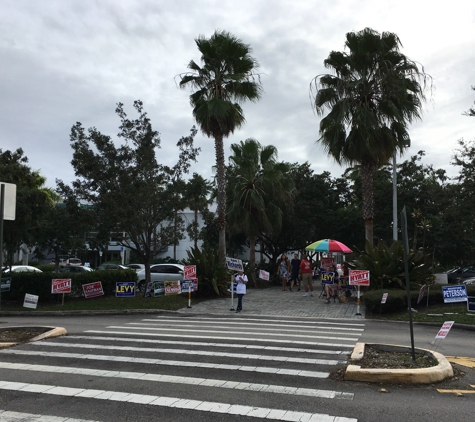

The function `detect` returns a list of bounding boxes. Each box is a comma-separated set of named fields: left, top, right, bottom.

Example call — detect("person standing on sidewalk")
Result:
left=300, top=255, right=314, bottom=296
left=235, top=270, right=248, bottom=313
left=278, top=254, right=290, bottom=291
left=289, top=253, right=301, bottom=292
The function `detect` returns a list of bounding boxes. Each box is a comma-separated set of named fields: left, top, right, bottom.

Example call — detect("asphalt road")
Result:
left=0, top=313, right=474, bottom=421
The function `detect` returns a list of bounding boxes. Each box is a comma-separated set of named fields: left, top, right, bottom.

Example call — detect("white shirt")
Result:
left=235, top=273, right=248, bottom=294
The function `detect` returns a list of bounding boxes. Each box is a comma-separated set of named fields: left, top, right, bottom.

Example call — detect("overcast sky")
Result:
left=1, top=0, right=474, bottom=190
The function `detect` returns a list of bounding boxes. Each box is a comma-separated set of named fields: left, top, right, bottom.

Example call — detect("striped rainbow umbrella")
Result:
left=305, top=239, right=352, bottom=253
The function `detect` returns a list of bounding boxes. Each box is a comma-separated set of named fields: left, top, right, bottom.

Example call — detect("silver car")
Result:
left=137, top=264, right=184, bottom=292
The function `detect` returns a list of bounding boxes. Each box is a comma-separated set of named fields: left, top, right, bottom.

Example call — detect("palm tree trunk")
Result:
left=214, top=133, right=227, bottom=267
left=194, top=209, right=198, bottom=248
left=361, top=163, right=374, bottom=247
left=249, top=235, right=256, bottom=287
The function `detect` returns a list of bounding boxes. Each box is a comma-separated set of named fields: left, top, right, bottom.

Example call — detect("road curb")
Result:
left=345, top=342, right=454, bottom=384
left=0, top=326, right=67, bottom=349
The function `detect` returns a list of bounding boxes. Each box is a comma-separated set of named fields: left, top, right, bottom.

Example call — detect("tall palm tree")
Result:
left=227, top=139, right=294, bottom=284
left=311, top=28, right=430, bottom=246
left=180, top=30, right=262, bottom=267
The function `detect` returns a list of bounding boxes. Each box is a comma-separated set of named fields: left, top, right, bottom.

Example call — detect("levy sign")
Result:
left=115, top=282, right=136, bottom=297
left=442, top=285, right=467, bottom=303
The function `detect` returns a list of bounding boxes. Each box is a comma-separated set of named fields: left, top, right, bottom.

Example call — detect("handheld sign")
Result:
left=226, top=257, right=243, bottom=272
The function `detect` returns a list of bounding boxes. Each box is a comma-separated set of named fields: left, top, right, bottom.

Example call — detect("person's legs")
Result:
left=282, top=276, right=287, bottom=291
left=236, top=294, right=243, bottom=312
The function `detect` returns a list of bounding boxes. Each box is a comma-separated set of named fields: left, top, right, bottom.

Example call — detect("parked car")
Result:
left=1, top=265, right=42, bottom=273
left=462, top=277, right=475, bottom=285
left=446, top=265, right=475, bottom=283
left=96, top=264, right=128, bottom=270
left=136, top=264, right=184, bottom=292
left=126, top=263, right=145, bottom=272
left=59, top=266, right=94, bottom=273
left=59, top=258, right=82, bottom=267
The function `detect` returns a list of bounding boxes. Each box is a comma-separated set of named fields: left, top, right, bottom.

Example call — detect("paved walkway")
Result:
left=178, top=284, right=365, bottom=319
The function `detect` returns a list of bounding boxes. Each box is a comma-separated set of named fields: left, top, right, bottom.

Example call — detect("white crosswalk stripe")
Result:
left=0, top=315, right=363, bottom=421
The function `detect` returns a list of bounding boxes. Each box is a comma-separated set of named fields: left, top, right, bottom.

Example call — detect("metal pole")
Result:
left=0, top=184, right=4, bottom=309
left=392, top=153, right=398, bottom=241
left=229, top=274, right=235, bottom=311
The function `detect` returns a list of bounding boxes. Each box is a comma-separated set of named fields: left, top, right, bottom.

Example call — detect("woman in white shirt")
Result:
left=235, top=270, right=248, bottom=313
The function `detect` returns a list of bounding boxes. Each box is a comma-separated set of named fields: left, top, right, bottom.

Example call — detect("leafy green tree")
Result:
left=464, top=85, right=475, bottom=117
left=311, top=28, right=431, bottom=246
left=36, top=199, right=92, bottom=271
left=227, top=139, right=294, bottom=284
left=179, top=30, right=262, bottom=267
left=58, top=101, right=199, bottom=284
left=0, top=148, right=57, bottom=265
left=185, top=173, right=212, bottom=248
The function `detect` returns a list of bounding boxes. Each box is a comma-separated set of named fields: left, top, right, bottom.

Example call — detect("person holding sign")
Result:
left=235, top=270, right=248, bottom=313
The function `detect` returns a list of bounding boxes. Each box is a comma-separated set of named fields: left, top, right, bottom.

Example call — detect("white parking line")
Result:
left=0, top=361, right=354, bottom=400
left=0, top=350, right=330, bottom=378
left=84, top=330, right=357, bottom=348
left=0, top=382, right=358, bottom=421
left=35, top=341, right=345, bottom=365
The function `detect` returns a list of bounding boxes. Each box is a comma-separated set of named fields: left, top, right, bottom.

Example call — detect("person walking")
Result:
left=278, top=254, right=290, bottom=291
left=289, top=253, right=301, bottom=292
left=300, top=254, right=314, bottom=296
left=235, top=270, right=248, bottom=313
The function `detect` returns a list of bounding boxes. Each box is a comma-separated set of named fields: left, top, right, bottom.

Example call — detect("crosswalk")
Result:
left=0, top=316, right=364, bottom=421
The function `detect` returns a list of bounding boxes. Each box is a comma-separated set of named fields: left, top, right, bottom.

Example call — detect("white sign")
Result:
left=0, top=182, right=16, bottom=220
left=435, top=321, right=454, bottom=339
left=381, top=293, right=388, bottom=304
left=23, top=293, right=39, bottom=309
left=259, top=270, right=270, bottom=281
left=226, top=257, right=243, bottom=272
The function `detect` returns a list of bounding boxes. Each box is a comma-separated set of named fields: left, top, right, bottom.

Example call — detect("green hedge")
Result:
left=363, top=285, right=475, bottom=314
left=1, top=270, right=138, bottom=302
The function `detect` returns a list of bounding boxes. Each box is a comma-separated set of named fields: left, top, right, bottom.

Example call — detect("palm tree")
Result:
left=179, top=30, right=262, bottom=267
left=311, top=28, right=431, bottom=246
left=227, top=139, right=294, bottom=284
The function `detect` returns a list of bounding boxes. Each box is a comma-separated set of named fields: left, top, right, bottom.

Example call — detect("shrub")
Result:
left=2, top=270, right=137, bottom=302
left=350, top=240, right=434, bottom=290
left=183, top=247, right=229, bottom=297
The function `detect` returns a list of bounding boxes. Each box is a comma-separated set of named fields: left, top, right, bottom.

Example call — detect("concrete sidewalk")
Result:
left=178, top=283, right=365, bottom=319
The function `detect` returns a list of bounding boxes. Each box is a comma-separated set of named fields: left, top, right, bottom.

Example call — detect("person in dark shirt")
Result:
left=289, top=253, right=301, bottom=292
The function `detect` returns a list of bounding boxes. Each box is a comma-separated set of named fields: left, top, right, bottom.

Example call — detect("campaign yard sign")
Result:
left=435, top=321, right=454, bottom=339
left=52, top=279, right=72, bottom=294
left=468, top=297, right=475, bottom=312
left=1, top=277, right=11, bottom=292
left=182, top=279, right=198, bottom=292
left=320, top=270, right=337, bottom=285
left=23, top=293, right=38, bottom=309
left=226, top=257, right=243, bottom=272
left=115, top=282, right=136, bottom=297
left=259, top=270, right=270, bottom=281
left=349, top=270, right=370, bottom=286
left=442, top=285, right=468, bottom=303
left=82, top=281, right=104, bottom=298
left=164, top=280, right=181, bottom=295
left=184, top=265, right=196, bottom=280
